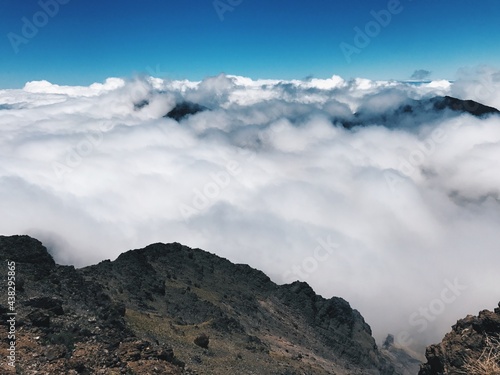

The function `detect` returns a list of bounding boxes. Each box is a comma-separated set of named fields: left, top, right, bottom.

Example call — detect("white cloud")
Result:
left=23, top=77, right=125, bottom=97
left=451, top=65, right=500, bottom=108
left=1, top=70, right=499, bottom=352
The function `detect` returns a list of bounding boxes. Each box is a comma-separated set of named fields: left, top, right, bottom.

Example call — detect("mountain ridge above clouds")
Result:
left=0, top=234, right=418, bottom=374
left=340, top=95, right=499, bottom=129
left=158, top=94, right=499, bottom=129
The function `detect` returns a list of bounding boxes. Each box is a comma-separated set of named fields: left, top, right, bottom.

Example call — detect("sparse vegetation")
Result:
left=461, top=335, right=500, bottom=375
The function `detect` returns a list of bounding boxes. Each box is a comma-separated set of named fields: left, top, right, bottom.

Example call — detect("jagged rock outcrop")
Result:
left=419, top=302, right=500, bottom=375
left=1, top=235, right=409, bottom=374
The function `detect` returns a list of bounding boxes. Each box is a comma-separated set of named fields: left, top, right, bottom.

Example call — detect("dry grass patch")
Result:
left=462, top=335, right=500, bottom=375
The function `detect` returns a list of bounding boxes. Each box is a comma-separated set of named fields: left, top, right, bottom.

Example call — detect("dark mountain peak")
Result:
left=111, top=241, right=274, bottom=294
left=133, top=99, right=149, bottom=111
left=383, top=334, right=395, bottom=349
left=341, top=95, right=499, bottom=129
left=431, top=95, right=500, bottom=117
left=283, top=280, right=317, bottom=297
left=0, top=235, right=55, bottom=267
left=164, top=101, right=207, bottom=121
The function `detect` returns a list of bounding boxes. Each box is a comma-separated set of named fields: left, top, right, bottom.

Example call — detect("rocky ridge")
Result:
left=1, top=235, right=411, bottom=374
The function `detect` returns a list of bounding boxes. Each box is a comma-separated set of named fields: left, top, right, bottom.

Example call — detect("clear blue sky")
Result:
left=0, top=0, right=499, bottom=88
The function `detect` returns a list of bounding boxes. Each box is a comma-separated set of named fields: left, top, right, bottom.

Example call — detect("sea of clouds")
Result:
left=1, top=66, right=500, bottom=352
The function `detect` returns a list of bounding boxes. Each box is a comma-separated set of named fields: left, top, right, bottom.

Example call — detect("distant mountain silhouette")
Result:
left=341, top=96, right=499, bottom=129
left=432, top=95, right=499, bottom=117
left=164, top=102, right=207, bottom=121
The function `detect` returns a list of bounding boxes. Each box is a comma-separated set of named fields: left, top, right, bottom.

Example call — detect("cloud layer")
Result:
left=1, top=69, right=500, bottom=351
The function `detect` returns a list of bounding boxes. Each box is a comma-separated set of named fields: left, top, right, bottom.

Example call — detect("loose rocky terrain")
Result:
left=0, top=235, right=183, bottom=374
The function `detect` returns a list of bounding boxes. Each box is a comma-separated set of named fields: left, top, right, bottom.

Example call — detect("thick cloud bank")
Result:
left=1, top=69, right=500, bottom=352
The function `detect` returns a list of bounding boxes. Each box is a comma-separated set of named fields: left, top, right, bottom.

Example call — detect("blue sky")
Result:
left=0, top=0, right=499, bottom=88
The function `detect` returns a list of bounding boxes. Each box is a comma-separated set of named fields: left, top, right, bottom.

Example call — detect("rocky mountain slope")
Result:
left=0, top=235, right=184, bottom=374
left=0, top=235, right=417, bottom=374
left=419, top=302, right=500, bottom=374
